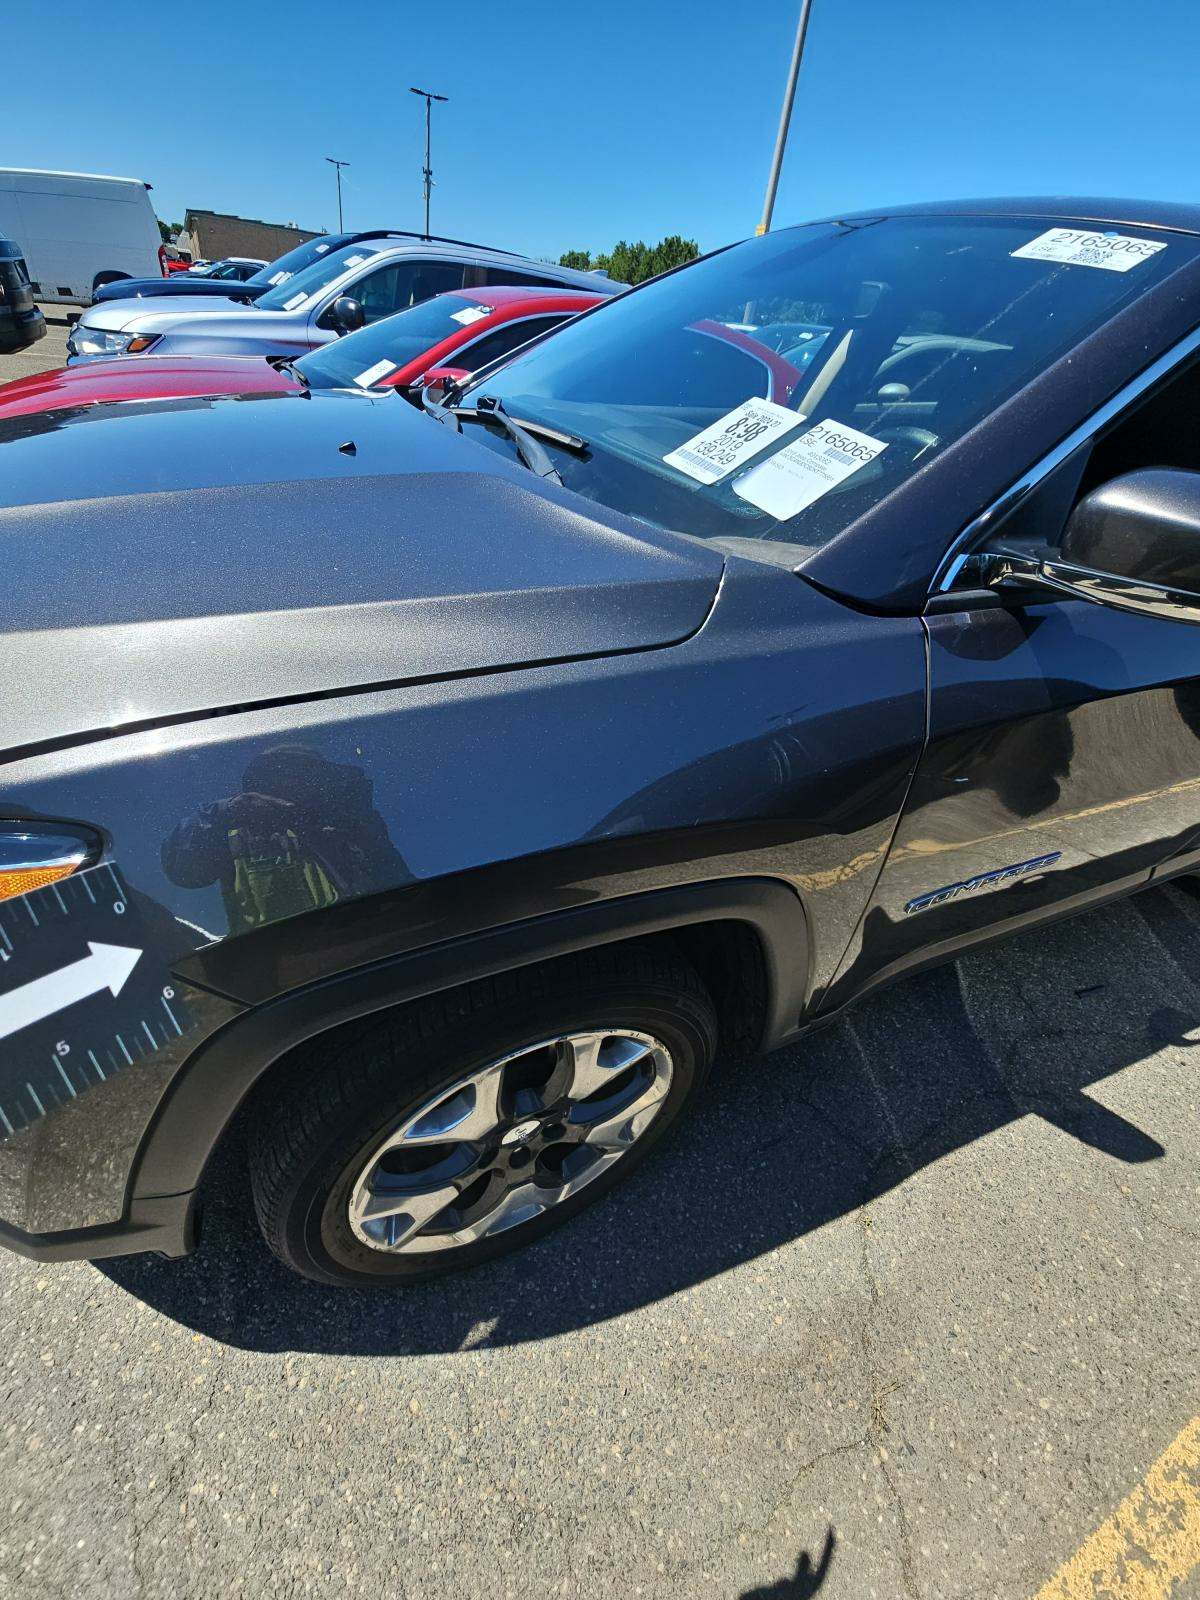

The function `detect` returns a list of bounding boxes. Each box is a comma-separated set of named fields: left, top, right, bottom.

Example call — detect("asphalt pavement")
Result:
left=1, top=879, right=1198, bottom=1598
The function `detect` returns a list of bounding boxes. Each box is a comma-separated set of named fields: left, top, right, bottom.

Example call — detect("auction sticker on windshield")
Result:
left=664, top=398, right=804, bottom=486
left=734, top=419, right=888, bottom=519
left=451, top=306, right=491, bottom=326
left=1011, top=228, right=1167, bottom=272
left=353, top=359, right=397, bottom=388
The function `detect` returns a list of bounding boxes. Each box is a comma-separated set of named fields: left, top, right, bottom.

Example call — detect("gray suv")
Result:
left=67, top=236, right=614, bottom=363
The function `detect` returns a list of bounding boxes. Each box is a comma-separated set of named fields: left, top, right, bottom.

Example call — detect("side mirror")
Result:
left=417, top=364, right=470, bottom=404
left=983, top=469, right=1200, bottom=625
left=328, top=295, right=365, bottom=335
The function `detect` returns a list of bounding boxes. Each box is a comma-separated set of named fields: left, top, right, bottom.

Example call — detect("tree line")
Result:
left=558, top=235, right=699, bottom=285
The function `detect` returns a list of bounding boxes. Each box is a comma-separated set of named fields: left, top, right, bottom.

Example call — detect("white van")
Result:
left=0, top=169, right=163, bottom=306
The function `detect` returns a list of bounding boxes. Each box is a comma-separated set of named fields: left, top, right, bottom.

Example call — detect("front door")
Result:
left=826, top=358, right=1200, bottom=1005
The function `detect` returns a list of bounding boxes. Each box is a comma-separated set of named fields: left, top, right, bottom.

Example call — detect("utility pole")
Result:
left=410, top=86, right=449, bottom=237
left=325, top=157, right=350, bottom=231
left=757, top=0, right=814, bottom=235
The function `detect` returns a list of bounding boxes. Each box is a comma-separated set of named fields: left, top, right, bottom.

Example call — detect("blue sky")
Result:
left=8, top=0, right=1196, bottom=259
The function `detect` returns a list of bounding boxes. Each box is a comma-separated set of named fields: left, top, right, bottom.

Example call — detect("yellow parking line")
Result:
left=1033, top=1418, right=1200, bottom=1599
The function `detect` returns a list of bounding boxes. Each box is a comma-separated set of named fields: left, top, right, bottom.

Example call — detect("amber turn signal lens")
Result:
left=0, top=864, right=79, bottom=902
left=126, top=336, right=158, bottom=353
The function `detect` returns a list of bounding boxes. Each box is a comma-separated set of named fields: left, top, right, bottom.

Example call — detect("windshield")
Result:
left=245, top=234, right=354, bottom=292
left=458, top=215, right=1193, bottom=550
left=256, top=241, right=386, bottom=311
left=298, top=295, right=493, bottom=389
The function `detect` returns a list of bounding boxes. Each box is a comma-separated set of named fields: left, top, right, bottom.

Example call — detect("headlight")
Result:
left=67, top=326, right=159, bottom=357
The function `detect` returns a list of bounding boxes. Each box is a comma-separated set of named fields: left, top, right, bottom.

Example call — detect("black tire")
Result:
left=249, top=943, right=718, bottom=1287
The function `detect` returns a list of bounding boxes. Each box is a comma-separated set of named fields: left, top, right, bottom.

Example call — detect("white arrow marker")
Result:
left=0, top=943, right=143, bottom=1046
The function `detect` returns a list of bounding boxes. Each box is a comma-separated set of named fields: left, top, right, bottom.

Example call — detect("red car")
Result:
left=0, top=286, right=607, bottom=422
left=158, top=245, right=194, bottom=275
left=297, top=285, right=609, bottom=397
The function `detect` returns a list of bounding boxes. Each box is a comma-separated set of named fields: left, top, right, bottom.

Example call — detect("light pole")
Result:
left=410, top=86, right=448, bottom=238
left=757, top=0, right=814, bottom=235
left=325, top=157, right=350, bottom=232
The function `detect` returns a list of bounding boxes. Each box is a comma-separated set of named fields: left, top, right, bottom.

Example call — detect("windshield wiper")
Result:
left=419, top=388, right=588, bottom=480
left=467, top=396, right=587, bottom=453
left=459, top=395, right=563, bottom=484
left=419, top=385, right=461, bottom=430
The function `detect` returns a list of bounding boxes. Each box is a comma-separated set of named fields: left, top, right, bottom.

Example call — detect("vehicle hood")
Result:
left=0, top=390, right=724, bottom=757
left=94, top=277, right=261, bottom=303
left=0, top=355, right=293, bottom=419
left=81, top=296, right=263, bottom=333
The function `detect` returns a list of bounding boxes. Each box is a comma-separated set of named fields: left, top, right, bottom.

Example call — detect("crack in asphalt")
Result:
left=855, top=1203, right=920, bottom=1600
left=1111, top=1176, right=1200, bottom=1244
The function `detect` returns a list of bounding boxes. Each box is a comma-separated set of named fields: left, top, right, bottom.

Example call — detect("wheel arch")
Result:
left=130, top=876, right=810, bottom=1205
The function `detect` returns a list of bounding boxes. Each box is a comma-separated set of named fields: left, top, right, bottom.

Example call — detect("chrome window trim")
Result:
left=931, top=322, right=1200, bottom=594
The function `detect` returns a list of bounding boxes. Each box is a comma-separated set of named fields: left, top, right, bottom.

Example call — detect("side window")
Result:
left=481, top=267, right=571, bottom=290
left=457, top=316, right=567, bottom=373
left=1076, top=359, right=1200, bottom=502
left=347, top=259, right=468, bottom=325
left=976, top=358, right=1200, bottom=559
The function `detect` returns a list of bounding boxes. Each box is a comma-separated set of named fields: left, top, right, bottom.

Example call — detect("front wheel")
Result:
left=249, top=945, right=718, bottom=1286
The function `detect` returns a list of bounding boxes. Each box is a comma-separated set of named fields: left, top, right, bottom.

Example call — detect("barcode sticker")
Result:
left=1011, top=228, right=1166, bottom=273
left=354, top=359, right=397, bottom=388
left=664, top=398, right=804, bottom=486
left=734, top=418, right=887, bottom=518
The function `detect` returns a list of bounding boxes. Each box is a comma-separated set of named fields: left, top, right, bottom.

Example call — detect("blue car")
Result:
left=89, top=231, right=405, bottom=306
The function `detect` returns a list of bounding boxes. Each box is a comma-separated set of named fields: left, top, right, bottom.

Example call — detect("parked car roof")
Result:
left=805, top=195, right=1200, bottom=236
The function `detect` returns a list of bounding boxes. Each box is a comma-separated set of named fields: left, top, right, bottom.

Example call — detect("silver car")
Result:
left=67, top=236, right=613, bottom=363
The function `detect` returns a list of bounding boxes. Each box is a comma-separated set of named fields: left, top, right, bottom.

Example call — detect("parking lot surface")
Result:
left=1, top=880, right=1197, bottom=1598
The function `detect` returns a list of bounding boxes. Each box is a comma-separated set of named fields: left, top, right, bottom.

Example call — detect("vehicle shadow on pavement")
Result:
left=98, top=882, right=1200, bottom=1354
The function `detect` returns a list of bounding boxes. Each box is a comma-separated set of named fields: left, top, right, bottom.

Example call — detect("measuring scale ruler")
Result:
left=0, top=863, right=200, bottom=1140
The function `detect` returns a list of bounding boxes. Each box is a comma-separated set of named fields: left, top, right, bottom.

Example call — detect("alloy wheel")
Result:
left=347, top=1028, right=674, bottom=1254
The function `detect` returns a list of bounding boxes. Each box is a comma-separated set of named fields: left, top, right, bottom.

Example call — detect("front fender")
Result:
left=133, top=874, right=810, bottom=1203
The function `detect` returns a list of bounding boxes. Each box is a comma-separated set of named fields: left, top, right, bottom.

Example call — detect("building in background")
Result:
left=178, top=209, right=322, bottom=265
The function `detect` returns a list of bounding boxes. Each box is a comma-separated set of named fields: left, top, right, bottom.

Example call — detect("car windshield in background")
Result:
left=248, top=236, right=360, bottom=299
left=298, top=294, right=491, bottom=389
left=459, top=215, right=1192, bottom=551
